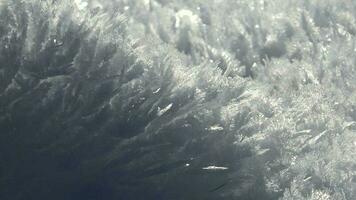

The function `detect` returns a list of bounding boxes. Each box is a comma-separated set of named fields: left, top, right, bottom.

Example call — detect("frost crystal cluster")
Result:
left=0, top=0, right=355, bottom=199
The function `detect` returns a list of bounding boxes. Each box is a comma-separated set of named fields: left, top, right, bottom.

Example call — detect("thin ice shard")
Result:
left=202, top=166, right=228, bottom=170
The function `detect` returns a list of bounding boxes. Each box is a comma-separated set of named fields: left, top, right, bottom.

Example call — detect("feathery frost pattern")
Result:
left=0, top=0, right=355, bottom=199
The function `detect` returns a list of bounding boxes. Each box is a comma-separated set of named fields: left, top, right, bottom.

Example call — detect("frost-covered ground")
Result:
left=0, top=0, right=356, bottom=199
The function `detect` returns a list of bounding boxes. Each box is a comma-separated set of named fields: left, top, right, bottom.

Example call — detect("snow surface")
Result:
left=0, top=0, right=356, bottom=199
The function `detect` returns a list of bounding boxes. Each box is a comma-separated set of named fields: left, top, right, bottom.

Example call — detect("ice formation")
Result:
left=0, top=0, right=356, bottom=199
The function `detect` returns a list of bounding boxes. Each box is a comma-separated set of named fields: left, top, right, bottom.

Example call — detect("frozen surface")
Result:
left=0, top=0, right=356, bottom=199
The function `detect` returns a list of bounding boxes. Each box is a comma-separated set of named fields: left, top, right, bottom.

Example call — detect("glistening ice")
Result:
left=0, top=0, right=355, bottom=199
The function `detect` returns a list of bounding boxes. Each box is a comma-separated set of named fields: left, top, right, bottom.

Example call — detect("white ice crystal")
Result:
left=157, top=103, right=173, bottom=116
left=202, top=166, right=229, bottom=170
left=74, top=0, right=88, bottom=10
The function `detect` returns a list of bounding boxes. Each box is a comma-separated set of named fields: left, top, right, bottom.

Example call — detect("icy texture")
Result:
left=0, top=0, right=356, bottom=199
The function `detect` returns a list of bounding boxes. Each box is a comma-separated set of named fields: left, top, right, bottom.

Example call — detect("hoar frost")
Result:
left=0, top=0, right=356, bottom=199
